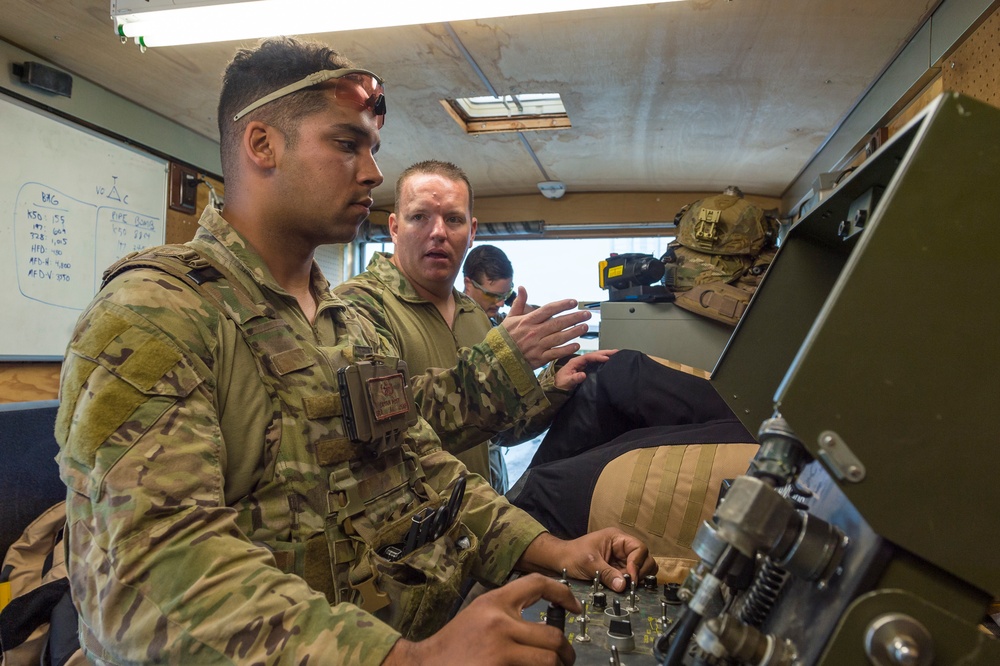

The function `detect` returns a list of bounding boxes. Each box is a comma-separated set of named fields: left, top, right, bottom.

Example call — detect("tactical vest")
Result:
left=101, top=242, right=477, bottom=640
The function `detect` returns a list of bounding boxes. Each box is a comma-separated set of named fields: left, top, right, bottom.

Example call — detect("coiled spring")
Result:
left=737, top=558, right=789, bottom=627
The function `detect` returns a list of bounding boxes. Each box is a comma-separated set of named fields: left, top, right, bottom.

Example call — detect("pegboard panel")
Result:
left=943, top=4, right=1000, bottom=107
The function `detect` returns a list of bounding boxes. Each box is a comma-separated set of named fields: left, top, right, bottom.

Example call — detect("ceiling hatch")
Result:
left=441, top=93, right=571, bottom=135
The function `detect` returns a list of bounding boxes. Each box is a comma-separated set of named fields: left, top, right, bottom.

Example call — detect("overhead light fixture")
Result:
left=112, top=0, right=685, bottom=48
left=538, top=181, right=567, bottom=199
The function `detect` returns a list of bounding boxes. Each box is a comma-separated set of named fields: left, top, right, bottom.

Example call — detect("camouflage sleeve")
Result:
left=410, top=326, right=553, bottom=454
left=55, top=271, right=401, bottom=665
left=492, top=361, right=574, bottom=447
left=336, top=280, right=552, bottom=456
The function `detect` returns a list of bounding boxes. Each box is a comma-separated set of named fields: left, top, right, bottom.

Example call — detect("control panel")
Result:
left=522, top=573, right=686, bottom=665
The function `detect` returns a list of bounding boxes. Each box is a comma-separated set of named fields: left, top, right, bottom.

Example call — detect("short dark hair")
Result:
left=395, top=160, right=474, bottom=213
left=218, top=37, right=357, bottom=177
left=464, top=245, right=513, bottom=282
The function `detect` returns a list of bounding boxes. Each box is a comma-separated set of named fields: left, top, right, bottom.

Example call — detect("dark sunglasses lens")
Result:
left=372, top=94, right=386, bottom=128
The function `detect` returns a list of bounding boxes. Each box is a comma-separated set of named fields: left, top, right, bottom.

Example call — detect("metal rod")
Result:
left=445, top=22, right=551, bottom=183
left=444, top=22, right=499, bottom=97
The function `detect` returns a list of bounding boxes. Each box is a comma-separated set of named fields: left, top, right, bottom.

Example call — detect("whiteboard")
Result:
left=0, top=94, right=168, bottom=360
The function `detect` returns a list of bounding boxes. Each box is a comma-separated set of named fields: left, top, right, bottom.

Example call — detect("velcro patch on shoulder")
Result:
left=118, top=336, right=183, bottom=392
left=63, top=312, right=205, bottom=469
left=68, top=373, right=149, bottom=468
left=82, top=321, right=200, bottom=398
left=76, top=312, right=132, bottom=359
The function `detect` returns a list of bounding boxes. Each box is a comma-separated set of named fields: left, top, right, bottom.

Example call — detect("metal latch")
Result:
left=694, top=208, right=722, bottom=248
left=817, top=430, right=866, bottom=483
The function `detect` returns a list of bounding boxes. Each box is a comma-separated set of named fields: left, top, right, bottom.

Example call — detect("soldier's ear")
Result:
left=387, top=212, right=400, bottom=244
left=244, top=121, right=278, bottom=170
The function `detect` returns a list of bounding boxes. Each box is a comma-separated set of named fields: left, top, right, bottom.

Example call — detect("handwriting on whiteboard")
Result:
left=14, top=181, right=163, bottom=310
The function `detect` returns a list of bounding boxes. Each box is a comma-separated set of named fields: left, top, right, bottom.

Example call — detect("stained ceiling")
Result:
left=1, top=1, right=939, bottom=208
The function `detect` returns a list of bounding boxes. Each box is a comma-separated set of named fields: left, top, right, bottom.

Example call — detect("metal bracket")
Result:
left=694, top=207, right=722, bottom=247
left=817, top=430, right=866, bottom=483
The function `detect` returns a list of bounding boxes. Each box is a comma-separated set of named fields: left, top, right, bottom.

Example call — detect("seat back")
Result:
left=0, top=401, right=65, bottom=558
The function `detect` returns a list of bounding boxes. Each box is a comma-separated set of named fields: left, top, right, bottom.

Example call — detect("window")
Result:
left=452, top=93, right=566, bottom=118
left=361, top=235, right=675, bottom=350
left=441, top=93, right=571, bottom=135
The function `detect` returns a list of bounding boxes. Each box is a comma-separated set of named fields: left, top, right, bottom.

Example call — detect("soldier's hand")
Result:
left=516, top=530, right=657, bottom=594
left=553, top=349, right=618, bottom=391
left=560, top=528, right=657, bottom=593
left=501, top=287, right=591, bottom=369
left=382, top=573, right=580, bottom=665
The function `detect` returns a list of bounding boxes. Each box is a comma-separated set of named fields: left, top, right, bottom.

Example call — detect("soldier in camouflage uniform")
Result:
left=462, top=244, right=516, bottom=326
left=55, top=37, right=654, bottom=665
left=335, top=161, right=614, bottom=493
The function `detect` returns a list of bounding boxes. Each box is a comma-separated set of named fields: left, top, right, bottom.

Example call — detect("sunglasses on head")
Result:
left=233, top=68, right=386, bottom=128
left=469, top=278, right=516, bottom=306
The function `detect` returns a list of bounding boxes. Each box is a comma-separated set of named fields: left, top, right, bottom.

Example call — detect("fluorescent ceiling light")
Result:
left=113, top=0, right=684, bottom=47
